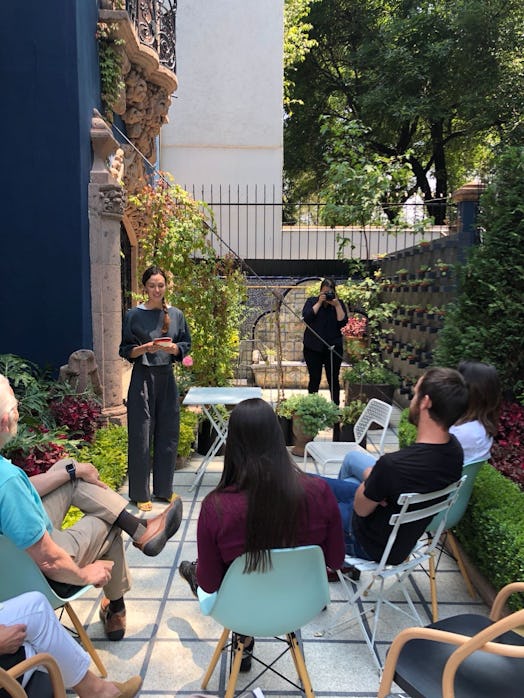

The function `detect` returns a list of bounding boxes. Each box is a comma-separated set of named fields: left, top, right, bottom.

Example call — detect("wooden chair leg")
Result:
left=447, top=532, right=476, bottom=598
left=64, top=603, right=107, bottom=678
left=429, top=551, right=439, bottom=622
left=288, top=632, right=315, bottom=698
left=201, top=627, right=229, bottom=689
left=224, top=634, right=244, bottom=698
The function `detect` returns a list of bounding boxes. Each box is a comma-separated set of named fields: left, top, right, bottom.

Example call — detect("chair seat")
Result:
left=304, top=441, right=368, bottom=473
left=394, top=613, right=524, bottom=698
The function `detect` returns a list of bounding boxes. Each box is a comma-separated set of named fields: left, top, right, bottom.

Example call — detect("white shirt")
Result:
left=449, top=420, right=492, bottom=464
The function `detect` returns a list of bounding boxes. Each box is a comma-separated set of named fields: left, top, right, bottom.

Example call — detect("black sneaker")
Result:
left=232, top=633, right=255, bottom=672
left=179, top=560, right=198, bottom=597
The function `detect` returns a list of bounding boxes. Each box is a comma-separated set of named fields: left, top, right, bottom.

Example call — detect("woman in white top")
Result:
left=449, top=360, right=501, bottom=464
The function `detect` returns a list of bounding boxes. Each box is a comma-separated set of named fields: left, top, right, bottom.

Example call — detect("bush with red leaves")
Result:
left=9, top=439, right=68, bottom=477
left=491, top=401, right=524, bottom=490
left=49, top=394, right=102, bottom=443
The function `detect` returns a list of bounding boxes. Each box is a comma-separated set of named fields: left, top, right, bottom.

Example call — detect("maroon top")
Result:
left=196, top=475, right=345, bottom=592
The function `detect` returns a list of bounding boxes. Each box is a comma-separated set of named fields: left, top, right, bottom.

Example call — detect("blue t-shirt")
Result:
left=0, top=455, right=52, bottom=548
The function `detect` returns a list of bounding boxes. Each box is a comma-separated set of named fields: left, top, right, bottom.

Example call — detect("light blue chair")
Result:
left=0, top=534, right=107, bottom=677
left=426, top=460, right=486, bottom=621
left=198, top=545, right=330, bottom=698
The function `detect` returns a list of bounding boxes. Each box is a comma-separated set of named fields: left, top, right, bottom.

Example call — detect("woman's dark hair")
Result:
left=212, top=398, right=306, bottom=573
left=320, top=277, right=336, bottom=292
left=456, top=361, right=501, bottom=436
left=142, top=265, right=170, bottom=334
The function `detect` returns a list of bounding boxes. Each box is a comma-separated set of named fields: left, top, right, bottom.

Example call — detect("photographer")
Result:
left=302, top=278, right=348, bottom=406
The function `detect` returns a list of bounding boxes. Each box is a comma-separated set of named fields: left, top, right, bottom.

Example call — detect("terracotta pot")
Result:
left=291, top=416, right=315, bottom=457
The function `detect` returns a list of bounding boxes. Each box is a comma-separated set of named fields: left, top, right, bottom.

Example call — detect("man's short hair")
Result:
left=418, top=367, right=468, bottom=429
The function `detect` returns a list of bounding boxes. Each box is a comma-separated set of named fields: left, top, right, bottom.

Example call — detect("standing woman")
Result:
left=120, top=266, right=191, bottom=511
left=302, top=278, right=348, bottom=405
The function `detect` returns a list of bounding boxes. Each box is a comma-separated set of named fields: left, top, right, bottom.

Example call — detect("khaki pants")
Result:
left=43, top=461, right=131, bottom=600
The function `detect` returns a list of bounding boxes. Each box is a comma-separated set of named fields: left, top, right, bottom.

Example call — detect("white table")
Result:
left=183, top=386, right=262, bottom=490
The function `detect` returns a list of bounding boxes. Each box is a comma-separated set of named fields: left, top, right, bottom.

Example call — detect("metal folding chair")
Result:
left=324, top=477, right=465, bottom=671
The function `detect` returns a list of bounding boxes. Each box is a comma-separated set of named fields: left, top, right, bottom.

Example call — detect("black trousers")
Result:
left=126, top=363, right=180, bottom=502
left=303, top=345, right=343, bottom=405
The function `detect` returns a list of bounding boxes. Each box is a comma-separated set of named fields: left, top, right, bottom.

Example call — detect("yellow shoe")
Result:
left=136, top=500, right=152, bottom=512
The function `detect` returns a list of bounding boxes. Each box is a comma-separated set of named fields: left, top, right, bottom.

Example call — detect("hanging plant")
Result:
left=96, top=21, right=125, bottom=121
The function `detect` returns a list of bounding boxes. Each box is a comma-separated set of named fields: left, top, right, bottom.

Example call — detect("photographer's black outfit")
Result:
left=302, top=295, right=348, bottom=405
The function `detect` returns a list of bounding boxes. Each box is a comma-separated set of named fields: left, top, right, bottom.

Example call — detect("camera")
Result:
left=325, top=292, right=335, bottom=301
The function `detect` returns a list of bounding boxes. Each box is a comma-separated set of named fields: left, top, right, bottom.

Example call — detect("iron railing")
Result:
left=126, top=0, right=177, bottom=72
left=182, top=184, right=456, bottom=265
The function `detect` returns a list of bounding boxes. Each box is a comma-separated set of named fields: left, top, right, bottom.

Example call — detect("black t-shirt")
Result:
left=352, top=437, right=464, bottom=564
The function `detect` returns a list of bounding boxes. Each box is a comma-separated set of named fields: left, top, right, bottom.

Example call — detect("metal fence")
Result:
left=183, top=184, right=455, bottom=266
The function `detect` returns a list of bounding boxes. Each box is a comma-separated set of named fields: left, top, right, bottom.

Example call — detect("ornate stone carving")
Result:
left=99, top=184, right=126, bottom=218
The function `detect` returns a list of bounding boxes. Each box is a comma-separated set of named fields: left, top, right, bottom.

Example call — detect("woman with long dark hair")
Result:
left=302, top=277, right=348, bottom=406
left=179, top=398, right=344, bottom=669
left=120, top=266, right=191, bottom=511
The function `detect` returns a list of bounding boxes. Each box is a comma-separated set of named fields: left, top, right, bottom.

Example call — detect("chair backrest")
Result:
left=204, top=545, right=330, bottom=637
left=0, top=653, right=66, bottom=698
left=426, top=460, right=486, bottom=534
left=377, top=477, right=465, bottom=569
left=0, top=535, right=90, bottom=609
left=354, top=398, right=393, bottom=453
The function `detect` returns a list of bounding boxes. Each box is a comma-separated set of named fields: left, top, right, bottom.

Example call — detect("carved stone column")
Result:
left=88, top=109, right=127, bottom=423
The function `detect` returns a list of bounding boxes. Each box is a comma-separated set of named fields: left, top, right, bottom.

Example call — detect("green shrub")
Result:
left=433, top=146, right=524, bottom=396
left=398, top=408, right=417, bottom=448
left=63, top=424, right=128, bottom=528
left=178, top=407, right=198, bottom=458
left=455, top=463, right=524, bottom=611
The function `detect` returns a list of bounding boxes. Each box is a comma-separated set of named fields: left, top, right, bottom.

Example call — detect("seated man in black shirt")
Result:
left=323, top=367, right=468, bottom=565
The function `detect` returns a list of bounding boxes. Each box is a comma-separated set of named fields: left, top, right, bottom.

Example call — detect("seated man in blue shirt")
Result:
left=0, top=373, right=183, bottom=641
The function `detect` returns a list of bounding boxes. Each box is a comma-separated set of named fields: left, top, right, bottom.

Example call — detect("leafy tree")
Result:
left=284, top=0, right=319, bottom=114
left=433, top=146, right=524, bottom=396
left=285, top=0, right=524, bottom=219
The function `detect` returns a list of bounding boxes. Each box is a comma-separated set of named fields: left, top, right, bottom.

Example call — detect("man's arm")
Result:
left=30, top=458, right=107, bottom=497
left=353, top=482, right=380, bottom=517
left=26, top=531, right=113, bottom=588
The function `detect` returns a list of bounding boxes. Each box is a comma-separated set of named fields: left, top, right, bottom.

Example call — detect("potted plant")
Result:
left=338, top=399, right=368, bottom=444
left=279, top=393, right=341, bottom=457
left=342, top=355, right=400, bottom=405
left=275, top=398, right=295, bottom=446
left=340, top=314, right=367, bottom=361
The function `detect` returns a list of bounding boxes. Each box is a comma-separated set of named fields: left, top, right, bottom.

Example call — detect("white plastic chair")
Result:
left=0, top=535, right=106, bottom=678
left=303, top=398, right=393, bottom=475
left=198, top=545, right=330, bottom=698
left=325, top=477, right=465, bottom=671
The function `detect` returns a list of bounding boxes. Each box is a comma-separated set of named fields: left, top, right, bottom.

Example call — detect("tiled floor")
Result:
left=73, top=396, right=488, bottom=697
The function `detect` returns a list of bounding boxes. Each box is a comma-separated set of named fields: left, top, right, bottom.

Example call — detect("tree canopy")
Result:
left=285, top=0, right=524, bottom=219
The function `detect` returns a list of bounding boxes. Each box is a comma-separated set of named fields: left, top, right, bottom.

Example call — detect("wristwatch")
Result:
left=65, top=460, right=76, bottom=482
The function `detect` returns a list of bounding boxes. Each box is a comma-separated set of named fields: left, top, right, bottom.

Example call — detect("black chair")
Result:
left=377, top=581, right=524, bottom=698
left=0, top=653, right=65, bottom=698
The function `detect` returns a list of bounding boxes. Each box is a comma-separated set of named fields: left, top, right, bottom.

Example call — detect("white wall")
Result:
left=160, top=0, right=283, bottom=199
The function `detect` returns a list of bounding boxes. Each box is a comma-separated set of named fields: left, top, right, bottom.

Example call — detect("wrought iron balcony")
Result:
left=126, top=0, right=177, bottom=72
